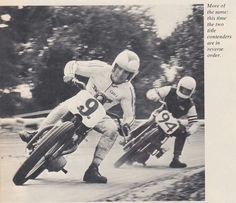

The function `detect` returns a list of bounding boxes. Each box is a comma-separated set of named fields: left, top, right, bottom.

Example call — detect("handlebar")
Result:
left=150, top=100, right=168, bottom=117
left=72, top=78, right=86, bottom=89
left=63, top=76, right=86, bottom=89
left=64, top=76, right=108, bottom=104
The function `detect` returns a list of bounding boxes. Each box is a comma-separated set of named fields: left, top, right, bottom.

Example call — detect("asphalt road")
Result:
left=0, top=126, right=204, bottom=202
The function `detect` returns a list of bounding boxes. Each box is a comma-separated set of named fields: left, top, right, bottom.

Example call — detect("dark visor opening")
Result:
left=114, top=63, right=130, bottom=74
left=179, top=86, right=192, bottom=96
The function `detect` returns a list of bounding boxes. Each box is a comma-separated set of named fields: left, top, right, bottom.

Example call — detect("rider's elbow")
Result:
left=64, top=60, right=77, bottom=77
left=146, top=89, right=158, bottom=101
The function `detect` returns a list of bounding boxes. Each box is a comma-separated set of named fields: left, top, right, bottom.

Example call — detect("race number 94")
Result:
left=156, top=110, right=179, bottom=134
left=77, top=98, right=99, bottom=118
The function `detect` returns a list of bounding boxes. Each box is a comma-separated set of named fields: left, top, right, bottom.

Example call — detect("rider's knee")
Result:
left=94, top=117, right=119, bottom=141
left=179, top=131, right=188, bottom=138
left=103, top=119, right=118, bottom=132
left=172, top=126, right=188, bottom=138
left=106, top=128, right=119, bottom=141
left=103, top=122, right=119, bottom=141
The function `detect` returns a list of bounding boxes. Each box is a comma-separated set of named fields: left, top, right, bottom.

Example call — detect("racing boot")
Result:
left=19, top=130, right=37, bottom=143
left=83, top=163, right=107, bottom=183
left=169, top=131, right=188, bottom=168
left=169, top=157, right=187, bottom=168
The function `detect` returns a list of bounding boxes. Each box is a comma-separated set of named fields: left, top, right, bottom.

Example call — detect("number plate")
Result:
left=66, top=90, right=106, bottom=128
left=155, top=110, right=179, bottom=135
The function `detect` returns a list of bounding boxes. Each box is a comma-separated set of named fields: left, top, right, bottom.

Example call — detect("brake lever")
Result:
left=72, top=78, right=86, bottom=89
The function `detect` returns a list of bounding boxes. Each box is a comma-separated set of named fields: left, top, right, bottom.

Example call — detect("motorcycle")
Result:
left=114, top=102, right=182, bottom=168
left=13, top=80, right=124, bottom=185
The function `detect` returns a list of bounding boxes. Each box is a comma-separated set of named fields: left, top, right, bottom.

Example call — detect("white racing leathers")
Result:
left=39, top=60, right=136, bottom=166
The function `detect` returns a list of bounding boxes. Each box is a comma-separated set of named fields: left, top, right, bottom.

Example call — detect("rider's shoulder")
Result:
left=120, top=82, right=135, bottom=97
left=157, top=85, right=172, bottom=95
left=126, top=81, right=135, bottom=90
left=78, top=60, right=111, bottom=70
left=89, top=60, right=112, bottom=69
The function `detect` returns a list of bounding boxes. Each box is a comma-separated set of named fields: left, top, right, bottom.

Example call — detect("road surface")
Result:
left=0, top=125, right=204, bottom=202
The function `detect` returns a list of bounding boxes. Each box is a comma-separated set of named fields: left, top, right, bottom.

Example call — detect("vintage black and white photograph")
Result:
left=0, top=3, right=204, bottom=202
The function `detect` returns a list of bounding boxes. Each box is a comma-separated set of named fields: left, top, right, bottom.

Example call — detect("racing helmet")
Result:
left=176, top=76, right=196, bottom=99
left=111, top=50, right=140, bottom=84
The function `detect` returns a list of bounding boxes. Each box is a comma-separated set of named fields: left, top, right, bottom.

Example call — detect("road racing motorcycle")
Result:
left=114, top=102, right=184, bottom=168
left=13, top=81, right=123, bottom=185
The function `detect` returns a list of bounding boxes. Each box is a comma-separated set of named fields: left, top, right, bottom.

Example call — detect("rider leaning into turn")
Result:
left=19, top=49, right=140, bottom=183
left=146, top=76, right=199, bottom=168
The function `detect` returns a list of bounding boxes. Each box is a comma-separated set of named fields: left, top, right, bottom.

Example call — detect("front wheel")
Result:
left=13, top=121, right=75, bottom=185
left=114, top=128, right=159, bottom=168
left=27, top=165, right=45, bottom=180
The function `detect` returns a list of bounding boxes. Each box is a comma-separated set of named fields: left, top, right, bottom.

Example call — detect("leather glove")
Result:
left=63, top=75, right=74, bottom=84
left=117, top=123, right=130, bottom=137
left=122, top=123, right=131, bottom=137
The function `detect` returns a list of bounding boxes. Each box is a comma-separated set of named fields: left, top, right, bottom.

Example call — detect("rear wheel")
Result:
left=114, top=128, right=159, bottom=168
left=13, top=122, right=75, bottom=185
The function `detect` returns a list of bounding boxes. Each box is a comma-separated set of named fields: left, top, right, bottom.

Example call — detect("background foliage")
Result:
left=0, top=5, right=204, bottom=118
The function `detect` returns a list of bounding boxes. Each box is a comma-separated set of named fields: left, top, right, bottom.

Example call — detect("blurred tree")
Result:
left=0, top=7, right=22, bottom=89
left=17, top=6, right=161, bottom=111
left=0, top=5, right=204, bottom=119
left=157, top=5, right=204, bottom=118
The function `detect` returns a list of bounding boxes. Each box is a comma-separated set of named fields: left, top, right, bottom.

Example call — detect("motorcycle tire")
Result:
left=13, top=121, right=75, bottom=185
left=27, top=165, right=45, bottom=180
left=114, top=128, right=159, bottom=168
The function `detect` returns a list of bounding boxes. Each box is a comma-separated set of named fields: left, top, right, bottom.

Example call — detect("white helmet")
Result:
left=176, top=76, right=196, bottom=99
left=112, top=50, right=140, bottom=82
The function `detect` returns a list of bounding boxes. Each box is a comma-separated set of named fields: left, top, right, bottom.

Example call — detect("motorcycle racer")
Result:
left=145, top=76, right=199, bottom=168
left=19, top=49, right=140, bottom=183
